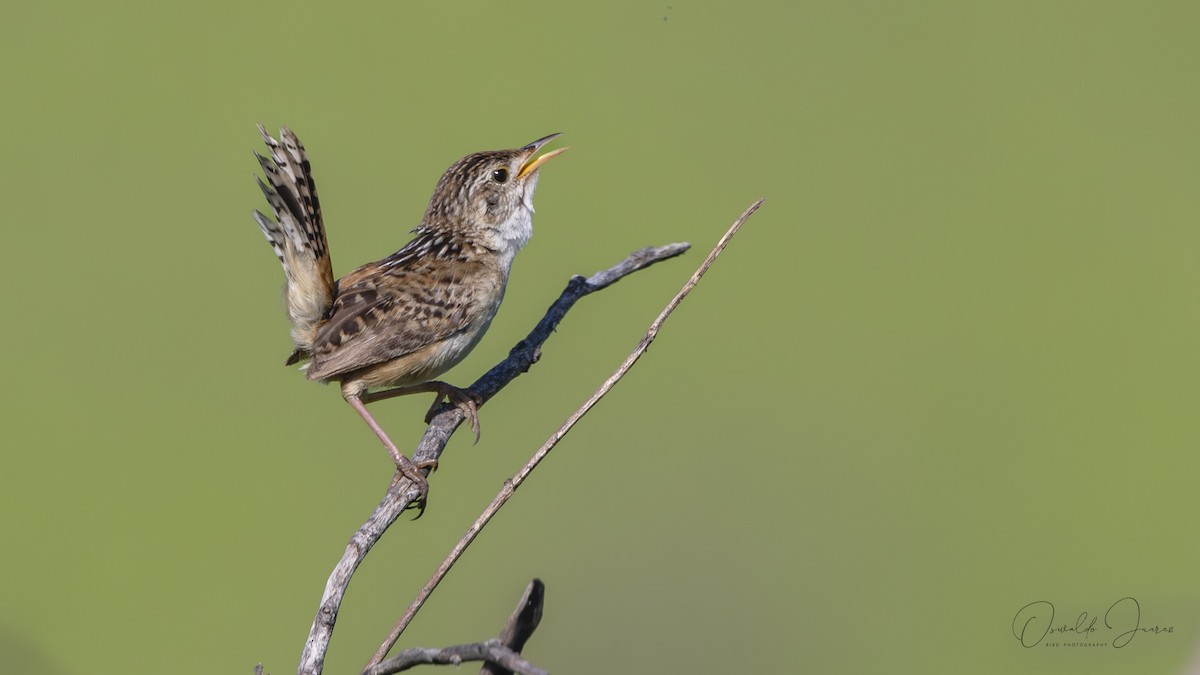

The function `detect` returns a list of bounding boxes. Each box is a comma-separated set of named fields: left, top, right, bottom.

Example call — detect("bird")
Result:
left=252, top=125, right=566, bottom=504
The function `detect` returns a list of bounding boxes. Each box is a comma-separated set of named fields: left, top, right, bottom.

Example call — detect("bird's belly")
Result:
left=353, top=317, right=495, bottom=391
left=415, top=318, right=494, bottom=380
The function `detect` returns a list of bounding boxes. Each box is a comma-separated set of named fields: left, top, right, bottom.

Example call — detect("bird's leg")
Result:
left=361, top=381, right=482, bottom=443
left=345, top=394, right=434, bottom=509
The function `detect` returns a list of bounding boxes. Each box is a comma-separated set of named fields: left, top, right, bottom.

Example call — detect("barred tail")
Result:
left=253, top=124, right=335, bottom=363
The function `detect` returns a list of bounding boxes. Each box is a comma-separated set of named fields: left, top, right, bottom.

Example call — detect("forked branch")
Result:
left=297, top=197, right=763, bottom=675
left=363, top=579, right=547, bottom=675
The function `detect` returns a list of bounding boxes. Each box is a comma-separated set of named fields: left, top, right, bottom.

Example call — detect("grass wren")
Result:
left=252, top=125, right=566, bottom=501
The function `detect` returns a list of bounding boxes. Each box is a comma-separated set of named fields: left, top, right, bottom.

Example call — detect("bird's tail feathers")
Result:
left=253, top=124, right=335, bottom=359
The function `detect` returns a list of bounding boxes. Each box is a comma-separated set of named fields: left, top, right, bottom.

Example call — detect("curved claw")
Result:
left=423, top=385, right=483, bottom=443
left=395, top=460, right=434, bottom=519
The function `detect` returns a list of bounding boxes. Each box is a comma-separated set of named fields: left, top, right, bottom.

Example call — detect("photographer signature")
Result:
left=1012, top=597, right=1174, bottom=648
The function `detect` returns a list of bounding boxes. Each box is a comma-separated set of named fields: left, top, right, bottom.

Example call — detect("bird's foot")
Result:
left=393, top=454, right=438, bottom=518
left=423, top=382, right=482, bottom=443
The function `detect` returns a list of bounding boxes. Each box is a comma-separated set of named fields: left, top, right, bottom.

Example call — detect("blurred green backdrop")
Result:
left=3, top=1, right=1199, bottom=673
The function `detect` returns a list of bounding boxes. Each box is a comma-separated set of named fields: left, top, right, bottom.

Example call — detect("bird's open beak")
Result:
left=517, top=133, right=568, bottom=179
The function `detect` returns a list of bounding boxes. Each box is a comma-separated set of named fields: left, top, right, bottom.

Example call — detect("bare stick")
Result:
left=296, top=243, right=691, bottom=675
left=479, top=579, right=544, bottom=675
left=365, top=641, right=545, bottom=675
left=367, top=198, right=764, bottom=666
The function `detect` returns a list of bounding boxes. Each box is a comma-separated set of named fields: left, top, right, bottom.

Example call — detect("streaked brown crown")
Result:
left=416, top=134, right=565, bottom=238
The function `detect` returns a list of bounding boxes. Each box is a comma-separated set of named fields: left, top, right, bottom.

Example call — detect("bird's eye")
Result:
left=491, top=168, right=509, bottom=184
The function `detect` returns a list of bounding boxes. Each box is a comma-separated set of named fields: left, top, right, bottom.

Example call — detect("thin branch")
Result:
left=367, top=198, right=764, bottom=666
left=296, top=243, right=691, bottom=675
left=365, top=640, right=546, bottom=675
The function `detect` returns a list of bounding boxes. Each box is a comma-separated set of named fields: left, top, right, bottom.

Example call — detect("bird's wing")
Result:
left=305, top=256, right=500, bottom=381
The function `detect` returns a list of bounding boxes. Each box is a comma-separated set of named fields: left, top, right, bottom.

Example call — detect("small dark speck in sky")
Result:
left=662, top=4, right=672, bottom=21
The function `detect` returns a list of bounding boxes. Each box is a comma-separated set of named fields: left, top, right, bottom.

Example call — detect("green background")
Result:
left=3, top=1, right=1198, bottom=673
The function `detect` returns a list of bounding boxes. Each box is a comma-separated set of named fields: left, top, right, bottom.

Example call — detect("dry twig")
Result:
left=366, top=641, right=543, bottom=675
